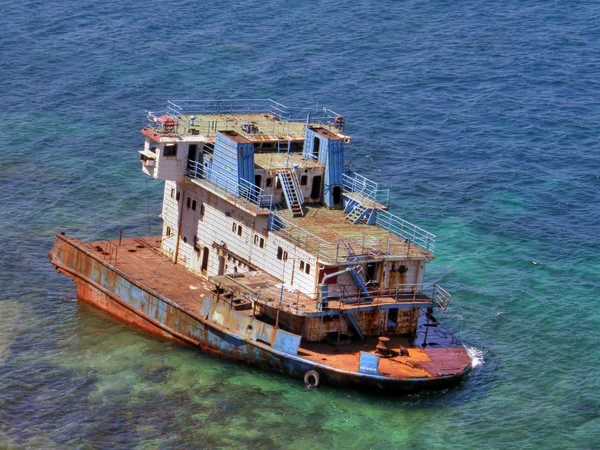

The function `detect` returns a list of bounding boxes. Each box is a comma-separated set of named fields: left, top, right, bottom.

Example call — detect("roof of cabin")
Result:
left=274, top=206, right=434, bottom=261
left=253, top=153, right=323, bottom=171
left=143, top=113, right=347, bottom=144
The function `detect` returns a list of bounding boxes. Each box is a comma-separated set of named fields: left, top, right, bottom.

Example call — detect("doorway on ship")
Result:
left=201, top=247, right=209, bottom=273
left=187, top=144, right=198, bottom=171
left=365, top=262, right=380, bottom=288
left=332, top=185, right=342, bottom=206
left=312, top=136, right=321, bottom=159
left=310, top=175, right=322, bottom=201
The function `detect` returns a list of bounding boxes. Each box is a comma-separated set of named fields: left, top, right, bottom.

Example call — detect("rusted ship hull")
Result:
left=49, top=234, right=471, bottom=394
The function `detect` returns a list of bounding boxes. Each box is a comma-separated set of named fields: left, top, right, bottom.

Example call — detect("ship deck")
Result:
left=85, top=237, right=432, bottom=317
left=61, top=235, right=469, bottom=384
left=274, top=206, right=434, bottom=261
left=299, top=326, right=470, bottom=380
left=151, top=113, right=344, bottom=143
left=253, top=152, right=323, bottom=170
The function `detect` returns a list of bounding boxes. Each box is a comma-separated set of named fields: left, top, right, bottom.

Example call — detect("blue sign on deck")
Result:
left=359, top=352, right=380, bottom=375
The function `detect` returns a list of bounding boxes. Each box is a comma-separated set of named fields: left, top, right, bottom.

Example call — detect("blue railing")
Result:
left=342, top=171, right=390, bottom=206
left=165, top=99, right=340, bottom=125
left=375, top=210, right=435, bottom=254
left=187, top=160, right=273, bottom=212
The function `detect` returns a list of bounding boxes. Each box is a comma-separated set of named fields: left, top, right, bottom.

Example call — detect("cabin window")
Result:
left=166, top=226, right=172, bottom=237
left=170, top=188, right=175, bottom=199
left=305, top=263, right=311, bottom=275
left=254, top=235, right=260, bottom=246
left=163, top=144, right=177, bottom=157
left=300, top=261, right=305, bottom=271
left=176, top=191, right=180, bottom=201
left=283, top=251, right=288, bottom=261
left=259, top=237, right=264, bottom=248
left=277, top=246, right=283, bottom=260
left=300, top=175, right=308, bottom=186
left=200, top=204, right=205, bottom=217
left=266, top=178, right=273, bottom=187
left=183, top=236, right=187, bottom=243
left=238, top=225, right=243, bottom=236
left=232, top=223, right=237, bottom=233
left=192, top=200, right=197, bottom=211
left=187, top=197, right=191, bottom=208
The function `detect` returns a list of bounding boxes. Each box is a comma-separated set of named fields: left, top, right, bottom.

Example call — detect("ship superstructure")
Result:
left=50, top=99, right=471, bottom=393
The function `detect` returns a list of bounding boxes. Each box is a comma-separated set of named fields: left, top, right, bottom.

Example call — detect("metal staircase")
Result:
left=345, top=312, right=365, bottom=341
left=345, top=204, right=368, bottom=224
left=344, top=186, right=377, bottom=224
left=340, top=240, right=373, bottom=304
left=278, top=169, right=304, bottom=218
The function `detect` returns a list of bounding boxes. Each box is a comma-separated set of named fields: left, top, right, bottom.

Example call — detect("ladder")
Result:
left=345, top=187, right=376, bottom=224
left=278, top=169, right=304, bottom=218
left=345, top=311, right=365, bottom=341
left=340, top=240, right=373, bottom=303
left=345, top=204, right=368, bottom=224
left=349, top=266, right=371, bottom=300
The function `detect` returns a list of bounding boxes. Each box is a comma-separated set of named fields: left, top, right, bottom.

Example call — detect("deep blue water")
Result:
left=1, top=0, right=599, bottom=448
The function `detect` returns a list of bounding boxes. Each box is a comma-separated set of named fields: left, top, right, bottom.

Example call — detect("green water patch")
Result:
left=0, top=300, right=36, bottom=366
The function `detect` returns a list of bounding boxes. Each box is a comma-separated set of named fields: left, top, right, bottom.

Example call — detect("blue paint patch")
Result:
left=359, top=352, right=380, bottom=375
left=156, top=301, right=167, bottom=324
left=200, top=298, right=213, bottom=318
left=208, top=327, right=245, bottom=349
left=273, top=329, right=301, bottom=355
left=128, top=284, right=146, bottom=311
left=254, top=321, right=273, bottom=344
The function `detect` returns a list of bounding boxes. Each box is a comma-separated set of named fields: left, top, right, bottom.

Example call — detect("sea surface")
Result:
left=1, top=0, right=599, bottom=448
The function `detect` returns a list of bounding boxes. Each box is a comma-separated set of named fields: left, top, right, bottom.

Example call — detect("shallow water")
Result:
left=1, top=0, right=600, bottom=448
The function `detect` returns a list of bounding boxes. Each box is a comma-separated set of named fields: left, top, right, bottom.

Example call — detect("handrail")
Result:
left=342, top=171, right=390, bottom=206
left=279, top=172, right=296, bottom=205
left=187, top=160, right=273, bottom=212
left=375, top=210, right=435, bottom=254
left=268, top=212, right=430, bottom=262
left=257, top=282, right=451, bottom=312
left=289, top=169, right=304, bottom=204
left=162, top=99, right=340, bottom=125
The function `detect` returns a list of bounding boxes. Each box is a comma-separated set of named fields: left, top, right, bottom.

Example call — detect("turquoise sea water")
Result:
left=1, top=0, right=599, bottom=448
